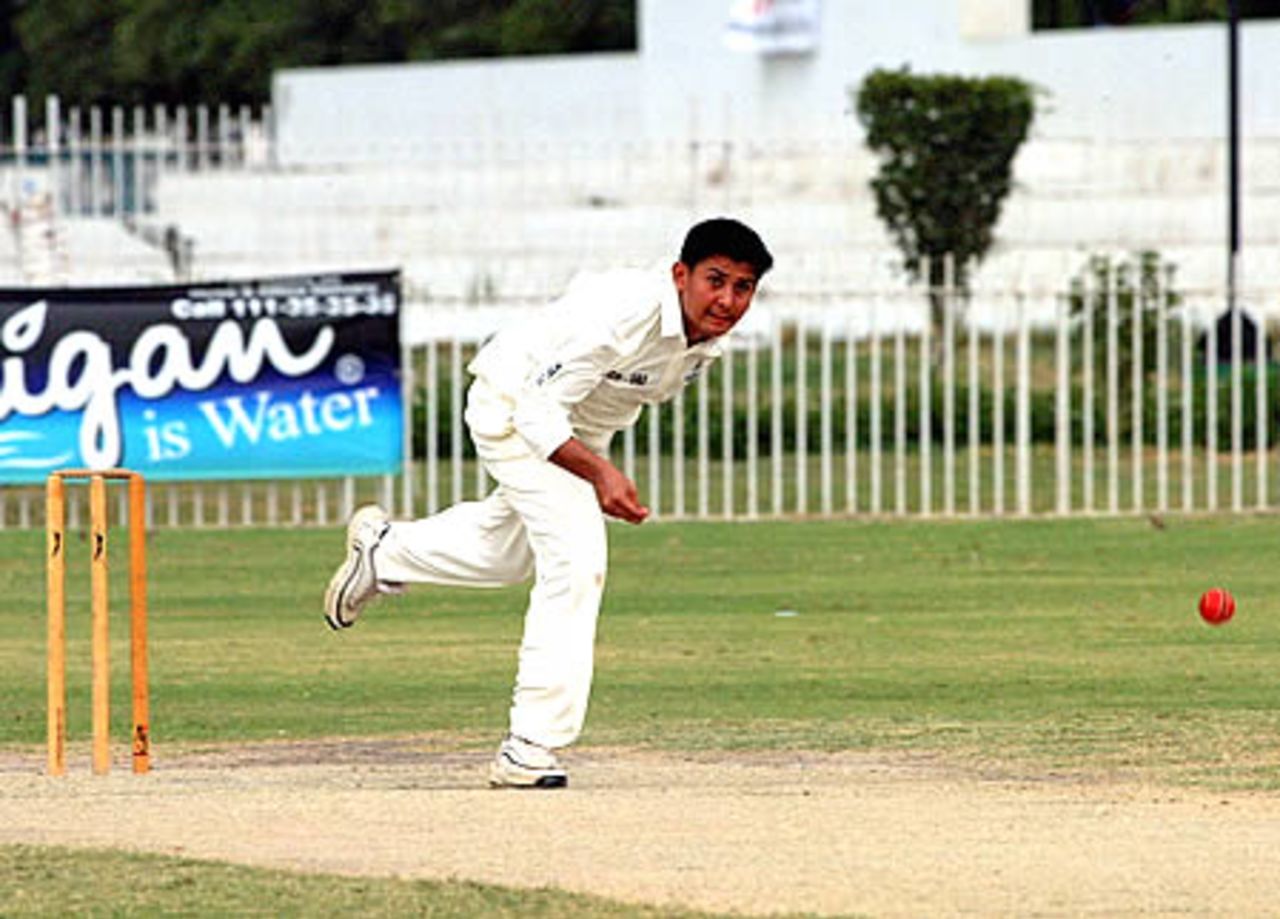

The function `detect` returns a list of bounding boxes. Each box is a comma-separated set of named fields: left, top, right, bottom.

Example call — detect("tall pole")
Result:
left=1227, top=0, right=1243, bottom=512
left=1227, top=0, right=1240, bottom=314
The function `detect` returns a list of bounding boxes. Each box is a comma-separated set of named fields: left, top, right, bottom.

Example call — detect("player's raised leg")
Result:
left=323, top=495, right=535, bottom=630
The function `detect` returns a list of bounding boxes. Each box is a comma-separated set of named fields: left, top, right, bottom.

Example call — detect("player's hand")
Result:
left=548, top=437, right=650, bottom=524
left=593, top=465, right=650, bottom=524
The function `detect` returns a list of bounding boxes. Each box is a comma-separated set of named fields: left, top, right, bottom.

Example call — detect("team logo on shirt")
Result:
left=606, top=370, right=650, bottom=386
left=683, top=361, right=706, bottom=384
left=534, top=362, right=563, bottom=386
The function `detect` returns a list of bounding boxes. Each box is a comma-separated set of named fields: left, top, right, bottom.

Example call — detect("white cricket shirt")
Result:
left=466, top=267, right=724, bottom=460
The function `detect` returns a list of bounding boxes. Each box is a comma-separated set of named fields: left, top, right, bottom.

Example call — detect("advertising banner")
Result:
left=0, top=271, right=403, bottom=483
left=724, top=0, right=821, bottom=55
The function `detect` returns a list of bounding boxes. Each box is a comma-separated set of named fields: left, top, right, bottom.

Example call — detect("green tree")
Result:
left=0, top=0, right=28, bottom=103
left=15, top=0, right=123, bottom=107
left=853, top=67, right=1035, bottom=342
left=110, top=1, right=272, bottom=105
left=498, top=0, right=635, bottom=55
left=8, top=0, right=637, bottom=107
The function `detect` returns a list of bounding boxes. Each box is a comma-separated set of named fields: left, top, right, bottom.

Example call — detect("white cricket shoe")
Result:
left=488, top=735, right=569, bottom=789
left=323, top=505, right=392, bottom=630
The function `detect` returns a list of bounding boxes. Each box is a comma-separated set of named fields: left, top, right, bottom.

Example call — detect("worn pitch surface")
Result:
left=3, top=741, right=1279, bottom=917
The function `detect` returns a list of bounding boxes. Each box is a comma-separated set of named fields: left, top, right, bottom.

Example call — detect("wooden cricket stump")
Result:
left=46, top=469, right=149, bottom=776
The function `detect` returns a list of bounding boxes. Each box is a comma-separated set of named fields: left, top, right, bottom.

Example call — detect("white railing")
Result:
left=6, top=95, right=273, bottom=215
left=2, top=265, right=1277, bottom=530
left=0, top=94, right=1276, bottom=527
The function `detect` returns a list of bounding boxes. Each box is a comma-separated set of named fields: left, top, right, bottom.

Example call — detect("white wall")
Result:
left=273, top=53, right=644, bottom=164
left=273, top=0, right=1280, bottom=164
left=960, top=19, right=1280, bottom=140
left=638, top=0, right=1280, bottom=141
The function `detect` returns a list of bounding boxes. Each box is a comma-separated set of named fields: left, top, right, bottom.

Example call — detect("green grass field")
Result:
left=0, top=845, right=741, bottom=919
left=2, top=514, right=1276, bottom=777
left=1, top=514, right=1277, bottom=915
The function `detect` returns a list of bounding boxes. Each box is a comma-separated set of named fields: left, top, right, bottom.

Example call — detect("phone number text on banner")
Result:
left=0, top=271, right=403, bottom=483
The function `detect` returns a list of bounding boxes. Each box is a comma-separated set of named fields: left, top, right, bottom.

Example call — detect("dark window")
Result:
left=1033, top=0, right=1280, bottom=31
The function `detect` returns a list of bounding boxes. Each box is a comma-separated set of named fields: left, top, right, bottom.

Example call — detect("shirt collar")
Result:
left=659, top=277, right=685, bottom=339
left=659, top=274, right=724, bottom=357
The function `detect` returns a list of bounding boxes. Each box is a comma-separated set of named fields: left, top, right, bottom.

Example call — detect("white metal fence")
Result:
left=2, top=263, right=1277, bottom=530
left=1, top=95, right=1277, bottom=528
left=6, top=95, right=272, bottom=213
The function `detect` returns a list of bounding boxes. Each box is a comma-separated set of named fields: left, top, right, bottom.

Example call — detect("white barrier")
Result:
left=2, top=264, right=1277, bottom=529
left=0, top=95, right=1276, bottom=528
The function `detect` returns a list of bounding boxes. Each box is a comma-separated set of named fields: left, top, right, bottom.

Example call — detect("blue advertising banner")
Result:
left=0, top=271, right=403, bottom=483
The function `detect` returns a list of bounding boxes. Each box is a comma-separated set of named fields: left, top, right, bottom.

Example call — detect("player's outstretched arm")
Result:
left=549, top=438, right=650, bottom=524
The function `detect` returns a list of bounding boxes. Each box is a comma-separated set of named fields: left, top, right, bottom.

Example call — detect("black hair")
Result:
left=679, top=218, right=773, bottom=278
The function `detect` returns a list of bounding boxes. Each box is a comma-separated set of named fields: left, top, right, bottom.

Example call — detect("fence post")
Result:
left=623, top=424, right=637, bottom=507
left=133, top=105, right=146, bottom=217
left=401, top=342, right=415, bottom=518
left=1180, top=270, right=1193, bottom=512
left=1132, top=262, right=1145, bottom=511
left=1056, top=292, right=1071, bottom=515
left=723, top=338, right=736, bottom=519
left=112, top=107, right=125, bottom=220
left=993, top=297, right=1006, bottom=516
left=1106, top=262, right=1120, bottom=514
left=943, top=255, right=956, bottom=516
left=648, top=401, right=662, bottom=519
left=13, top=95, right=26, bottom=282
left=820, top=318, right=833, bottom=515
left=175, top=106, right=189, bottom=174
left=794, top=312, right=808, bottom=514
left=218, top=104, right=231, bottom=171
left=89, top=106, right=105, bottom=217
left=894, top=301, right=906, bottom=516
left=68, top=106, right=82, bottom=217
left=918, top=261, right=931, bottom=517
left=869, top=297, right=882, bottom=514
left=847, top=310, right=859, bottom=515
left=746, top=329, right=759, bottom=518
left=1256, top=290, right=1268, bottom=511
left=196, top=105, right=210, bottom=171
left=697, top=358, right=709, bottom=518
left=1156, top=265, right=1169, bottom=513
left=967, top=292, right=980, bottom=515
left=1206, top=302, right=1218, bottom=511
left=45, top=96, right=59, bottom=217
left=450, top=326, right=463, bottom=506
left=45, top=95, right=67, bottom=283
left=1016, top=292, right=1031, bottom=516
left=1230, top=285, right=1243, bottom=512
left=1082, top=265, right=1095, bottom=513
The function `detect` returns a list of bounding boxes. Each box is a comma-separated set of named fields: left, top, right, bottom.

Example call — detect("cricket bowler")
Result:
left=323, top=217, right=773, bottom=788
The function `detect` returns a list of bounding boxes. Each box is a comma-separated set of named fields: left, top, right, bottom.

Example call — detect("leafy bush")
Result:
left=852, top=68, right=1036, bottom=307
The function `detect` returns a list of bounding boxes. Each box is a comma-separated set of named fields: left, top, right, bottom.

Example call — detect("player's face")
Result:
left=674, top=256, right=760, bottom=345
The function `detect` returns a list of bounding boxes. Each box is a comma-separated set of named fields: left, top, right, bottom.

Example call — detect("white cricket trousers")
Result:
left=371, top=442, right=608, bottom=751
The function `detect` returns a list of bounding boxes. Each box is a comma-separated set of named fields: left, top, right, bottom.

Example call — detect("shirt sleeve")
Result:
left=510, top=340, right=618, bottom=459
left=473, top=269, right=656, bottom=460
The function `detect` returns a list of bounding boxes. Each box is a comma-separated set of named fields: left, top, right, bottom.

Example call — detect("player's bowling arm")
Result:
left=548, top=438, right=650, bottom=524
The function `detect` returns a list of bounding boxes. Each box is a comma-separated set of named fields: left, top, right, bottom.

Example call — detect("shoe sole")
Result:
left=323, top=506, right=387, bottom=630
left=323, top=555, right=362, bottom=630
left=488, top=772, right=568, bottom=790
left=488, top=754, right=568, bottom=789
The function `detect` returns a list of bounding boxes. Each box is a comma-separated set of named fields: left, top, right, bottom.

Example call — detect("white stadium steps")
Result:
left=44, top=134, right=1266, bottom=313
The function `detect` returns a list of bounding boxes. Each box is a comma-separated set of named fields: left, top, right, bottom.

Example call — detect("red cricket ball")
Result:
left=1198, top=588, right=1236, bottom=626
